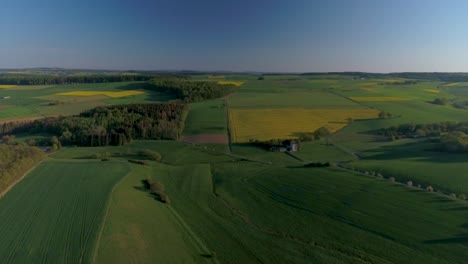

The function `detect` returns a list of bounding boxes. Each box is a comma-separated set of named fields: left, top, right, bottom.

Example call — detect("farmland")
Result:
left=0, top=82, right=172, bottom=122
left=3, top=73, right=468, bottom=263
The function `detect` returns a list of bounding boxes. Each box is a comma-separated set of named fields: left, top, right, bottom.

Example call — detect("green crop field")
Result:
left=0, top=160, right=130, bottom=263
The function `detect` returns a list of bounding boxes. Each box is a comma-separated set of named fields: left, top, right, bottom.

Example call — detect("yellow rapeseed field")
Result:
left=0, top=85, right=17, bottom=89
left=444, top=83, right=459, bottom=87
left=349, top=96, right=409, bottom=102
left=229, top=108, right=379, bottom=142
left=218, top=81, right=244, bottom=86
left=424, top=89, right=440, bottom=93
left=55, top=90, right=144, bottom=98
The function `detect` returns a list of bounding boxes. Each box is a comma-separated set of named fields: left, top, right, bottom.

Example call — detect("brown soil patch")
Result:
left=181, top=134, right=228, bottom=144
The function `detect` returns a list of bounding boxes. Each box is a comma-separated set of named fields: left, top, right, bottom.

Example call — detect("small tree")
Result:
left=389, top=177, right=395, bottom=182
left=407, top=181, right=413, bottom=187
left=450, top=193, right=457, bottom=199
left=426, top=186, right=434, bottom=192
left=139, top=149, right=162, bottom=161
left=377, top=173, right=383, bottom=179
left=458, top=194, right=466, bottom=200
left=50, top=136, right=61, bottom=150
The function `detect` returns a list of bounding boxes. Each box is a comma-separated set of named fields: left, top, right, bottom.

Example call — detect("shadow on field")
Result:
left=115, top=83, right=177, bottom=102
left=424, top=233, right=468, bottom=244
left=442, top=206, right=468, bottom=211
left=360, top=141, right=468, bottom=163
left=134, top=180, right=170, bottom=204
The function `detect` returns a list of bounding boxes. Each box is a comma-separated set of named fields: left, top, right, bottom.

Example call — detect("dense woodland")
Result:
left=148, top=78, right=237, bottom=102
left=0, top=74, right=186, bottom=85
left=1, top=103, right=189, bottom=146
left=0, top=145, right=45, bottom=194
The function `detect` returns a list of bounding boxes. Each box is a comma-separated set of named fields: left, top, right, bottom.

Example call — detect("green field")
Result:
left=0, top=160, right=129, bottom=263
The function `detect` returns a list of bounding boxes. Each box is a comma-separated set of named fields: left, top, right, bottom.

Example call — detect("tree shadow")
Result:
left=115, top=83, right=177, bottom=102
left=359, top=140, right=468, bottom=163
left=424, top=233, right=468, bottom=244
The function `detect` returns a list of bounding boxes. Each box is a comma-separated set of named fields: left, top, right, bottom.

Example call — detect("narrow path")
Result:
left=223, top=98, right=233, bottom=154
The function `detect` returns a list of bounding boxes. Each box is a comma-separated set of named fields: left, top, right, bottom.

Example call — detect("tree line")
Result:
left=148, top=78, right=237, bottom=102
left=300, top=72, right=468, bottom=82
left=0, top=145, right=46, bottom=194
left=0, top=74, right=187, bottom=85
left=377, top=121, right=468, bottom=152
left=1, top=103, right=189, bottom=147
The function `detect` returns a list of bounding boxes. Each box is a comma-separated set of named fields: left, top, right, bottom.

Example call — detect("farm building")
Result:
left=270, top=146, right=288, bottom=152
left=270, top=140, right=299, bottom=152
left=289, top=141, right=299, bottom=152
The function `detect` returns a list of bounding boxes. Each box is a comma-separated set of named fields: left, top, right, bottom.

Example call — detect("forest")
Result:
left=1, top=103, right=189, bottom=147
left=0, top=73, right=183, bottom=85
left=148, top=78, right=238, bottom=102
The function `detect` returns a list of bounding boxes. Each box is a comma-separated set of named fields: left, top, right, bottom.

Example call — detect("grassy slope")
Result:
left=0, top=160, right=129, bottom=264
left=95, top=164, right=212, bottom=264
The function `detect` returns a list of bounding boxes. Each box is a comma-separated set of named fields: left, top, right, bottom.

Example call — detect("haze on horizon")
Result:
left=1, top=0, right=468, bottom=72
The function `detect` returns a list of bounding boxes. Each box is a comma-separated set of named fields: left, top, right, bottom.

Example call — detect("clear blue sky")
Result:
left=1, top=0, right=468, bottom=72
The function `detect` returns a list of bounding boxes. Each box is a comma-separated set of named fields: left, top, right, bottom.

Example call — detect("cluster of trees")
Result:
left=249, top=139, right=293, bottom=149
left=249, top=127, right=332, bottom=149
left=378, top=111, right=393, bottom=119
left=148, top=78, right=237, bottom=102
left=377, top=122, right=468, bottom=140
left=0, top=145, right=46, bottom=194
left=295, top=127, right=332, bottom=141
left=432, top=98, right=450, bottom=105
left=439, top=131, right=468, bottom=153
left=2, top=103, right=189, bottom=147
left=138, top=149, right=162, bottom=161
left=143, top=179, right=171, bottom=204
left=378, top=121, right=468, bottom=153
left=0, top=74, right=163, bottom=85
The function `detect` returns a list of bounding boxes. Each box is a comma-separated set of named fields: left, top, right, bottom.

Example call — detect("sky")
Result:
left=1, top=0, right=468, bottom=72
